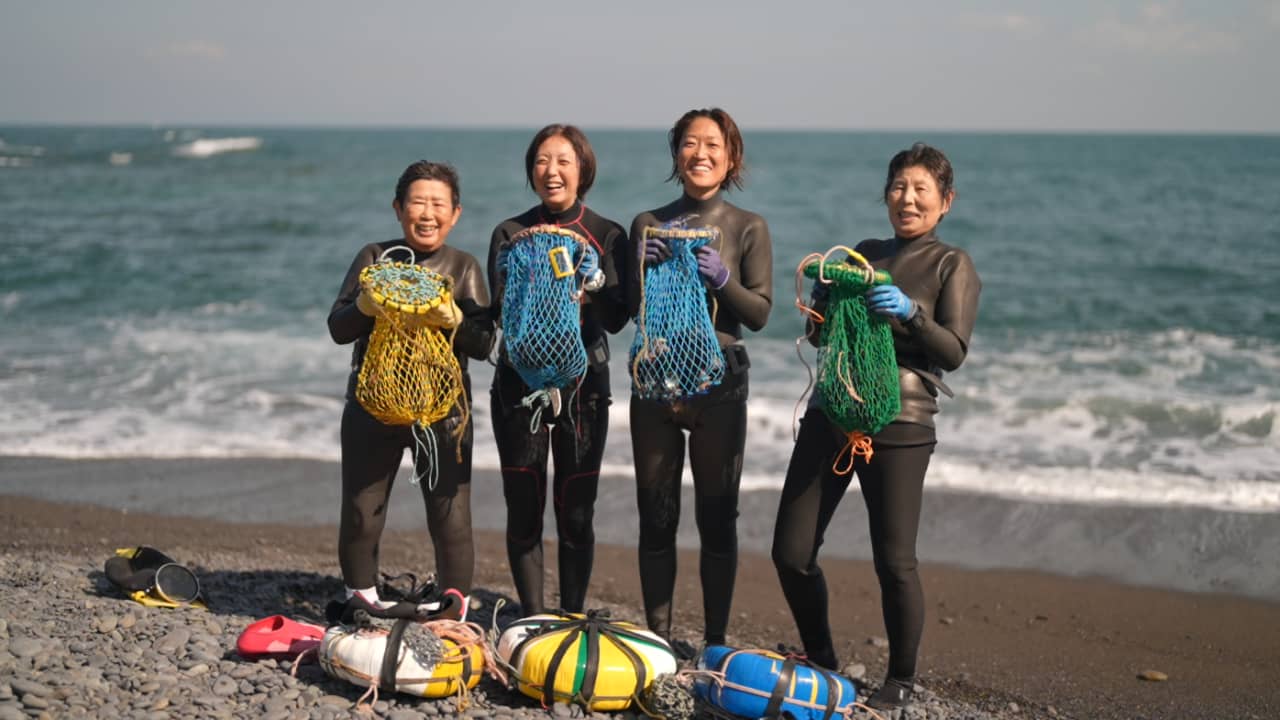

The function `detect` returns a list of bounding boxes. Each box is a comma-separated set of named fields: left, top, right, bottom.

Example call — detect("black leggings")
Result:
left=772, top=408, right=933, bottom=678
left=491, top=365, right=609, bottom=614
left=631, top=369, right=748, bottom=645
left=338, top=399, right=474, bottom=595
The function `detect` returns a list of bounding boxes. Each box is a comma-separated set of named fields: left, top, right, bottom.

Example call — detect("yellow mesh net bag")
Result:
left=354, top=249, right=465, bottom=486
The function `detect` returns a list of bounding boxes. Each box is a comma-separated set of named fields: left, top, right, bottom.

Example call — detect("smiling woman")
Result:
left=773, top=143, right=981, bottom=711
left=485, top=125, right=630, bottom=617
left=624, top=107, right=773, bottom=654
left=325, top=160, right=495, bottom=623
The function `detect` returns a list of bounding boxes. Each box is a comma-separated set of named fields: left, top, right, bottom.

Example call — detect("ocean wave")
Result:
left=172, top=137, right=263, bottom=158
left=2, top=322, right=1277, bottom=512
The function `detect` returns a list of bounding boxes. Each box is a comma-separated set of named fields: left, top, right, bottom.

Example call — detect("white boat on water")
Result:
left=172, top=137, right=263, bottom=158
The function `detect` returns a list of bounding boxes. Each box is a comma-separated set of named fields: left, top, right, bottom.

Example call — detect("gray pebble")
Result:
left=388, top=710, right=424, bottom=720
left=211, top=676, right=238, bottom=696
left=0, top=707, right=24, bottom=720
left=7, top=639, right=42, bottom=659
left=6, top=680, right=49, bottom=699
left=20, top=694, right=49, bottom=710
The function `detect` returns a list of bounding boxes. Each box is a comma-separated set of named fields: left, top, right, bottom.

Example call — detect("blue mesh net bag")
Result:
left=629, top=226, right=725, bottom=401
left=500, top=225, right=597, bottom=394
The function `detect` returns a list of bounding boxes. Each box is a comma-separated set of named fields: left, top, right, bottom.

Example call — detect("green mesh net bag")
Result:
left=800, top=249, right=900, bottom=470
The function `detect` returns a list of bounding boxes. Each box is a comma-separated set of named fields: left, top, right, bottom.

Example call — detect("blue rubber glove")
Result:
left=865, top=285, right=916, bottom=322
left=578, top=246, right=604, bottom=292
left=695, top=246, right=730, bottom=289
left=577, top=246, right=599, bottom=278
left=641, top=234, right=670, bottom=264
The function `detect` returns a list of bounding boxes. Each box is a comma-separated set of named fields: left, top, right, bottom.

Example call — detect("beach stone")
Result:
left=867, top=636, right=889, bottom=649
left=119, top=613, right=137, bottom=630
left=6, top=680, right=50, bottom=699
left=20, top=694, right=50, bottom=710
left=388, top=710, right=424, bottom=720
left=319, top=694, right=351, bottom=708
left=1008, top=702, right=1021, bottom=712
left=183, top=663, right=210, bottom=677
left=0, top=686, right=9, bottom=702
left=211, top=676, right=238, bottom=696
left=153, top=629, right=190, bottom=655
left=263, top=711, right=292, bottom=720
left=95, top=615, right=118, bottom=634
left=7, top=638, right=42, bottom=659
left=0, top=710, right=24, bottom=720
left=1138, top=669, right=1169, bottom=681
left=842, top=662, right=867, bottom=680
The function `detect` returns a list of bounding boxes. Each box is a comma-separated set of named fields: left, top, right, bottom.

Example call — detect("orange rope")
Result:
left=831, top=431, right=874, bottom=475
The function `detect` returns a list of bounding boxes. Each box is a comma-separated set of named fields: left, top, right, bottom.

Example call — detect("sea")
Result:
left=2, top=126, right=1278, bottom=518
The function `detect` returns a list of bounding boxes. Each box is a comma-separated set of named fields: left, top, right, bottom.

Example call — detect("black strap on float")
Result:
left=764, top=657, right=796, bottom=719
left=757, top=652, right=841, bottom=720
left=377, top=617, right=475, bottom=694
left=380, top=618, right=412, bottom=692
left=512, top=609, right=652, bottom=707
left=810, top=665, right=841, bottom=720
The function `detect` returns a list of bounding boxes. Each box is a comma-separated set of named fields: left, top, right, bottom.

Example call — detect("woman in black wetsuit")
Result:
left=772, top=143, right=981, bottom=709
left=328, top=161, right=494, bottom=619
left=487, top=125, right=629, bottom=615
left=627, top=108, right=773, bottom=653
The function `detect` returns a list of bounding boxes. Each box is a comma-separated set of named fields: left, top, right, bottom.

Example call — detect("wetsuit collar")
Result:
left=892, top=229, right=939, bottom=248
left=677, top=190, right=724, bottom=215
left=398, top=237, right=445, bottom=261
left=539, top=200, right=585, bottom=226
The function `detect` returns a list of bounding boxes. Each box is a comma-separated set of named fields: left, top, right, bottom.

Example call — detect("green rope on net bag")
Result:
left=800, top=248, right=900, bottom=472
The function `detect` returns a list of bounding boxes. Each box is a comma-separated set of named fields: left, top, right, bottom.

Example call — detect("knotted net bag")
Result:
left=630, top=226, right=725, bottom=401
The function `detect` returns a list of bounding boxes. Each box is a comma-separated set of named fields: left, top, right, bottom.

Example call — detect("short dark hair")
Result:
left=666, top=108, right=745, bottom=191
left=883, top=143, right=954, bottom=203
left=524, top=124, right=597, bottom=199
left=394, top=161, right=460, bottom=208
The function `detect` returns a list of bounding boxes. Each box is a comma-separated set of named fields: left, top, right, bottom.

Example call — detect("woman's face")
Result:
left=886, top=165, right=953, bottom=239
left=677, top=116, right=730, bottom=199
left=532, top=134, right=580, bottom=213
left=393, top=179, right=461, bottom=252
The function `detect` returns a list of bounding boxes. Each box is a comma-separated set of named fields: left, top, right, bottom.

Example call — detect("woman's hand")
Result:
left=695, top=246, right=730, bottom=289
left=578, top=247, right=605, bottom=291
left=641, top=234, right=670, bottom=264
left=355, top=291, right=380, bottom=317
left=865, top=284, right=916, bottom=322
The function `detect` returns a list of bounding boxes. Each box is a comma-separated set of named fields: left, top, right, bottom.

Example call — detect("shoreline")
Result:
left=3, top=455, right=1277, bottom=601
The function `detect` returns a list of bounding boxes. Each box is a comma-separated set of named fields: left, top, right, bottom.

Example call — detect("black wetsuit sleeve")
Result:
left=328, top=245, right=378, bottom=344
left=486, top=225, right=511, bottom=323
left=451, top=254, right=495, bottom=361
left=717, top=215, right=773, bottom=332
left=585, top=221, right=629, bottom=334
left=907, top=249, right=981, bottom=371
left=625, top=215, right=649, bottom=320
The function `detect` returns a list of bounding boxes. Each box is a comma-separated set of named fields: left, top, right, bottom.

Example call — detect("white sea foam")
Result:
left=3, top=325, right=1276, bottom=512
left=172, top=137, right=263, bottom=158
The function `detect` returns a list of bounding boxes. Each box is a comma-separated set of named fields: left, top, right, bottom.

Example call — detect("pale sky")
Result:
left=3, top=1, right=1276, bottom=132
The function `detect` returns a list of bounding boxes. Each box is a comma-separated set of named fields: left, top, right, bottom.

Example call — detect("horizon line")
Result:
left=2, top=120, right=1278, bottom=138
